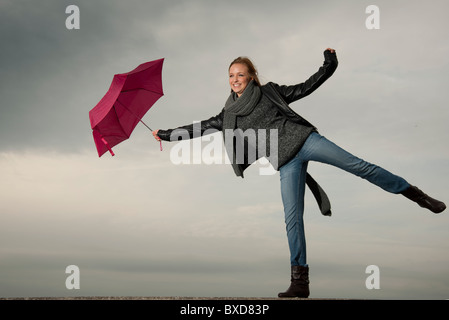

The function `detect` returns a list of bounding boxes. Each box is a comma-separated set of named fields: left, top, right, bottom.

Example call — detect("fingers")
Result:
left=152, top=130, right=161, bottom=141
left=326, top=48, right=336, bottom=53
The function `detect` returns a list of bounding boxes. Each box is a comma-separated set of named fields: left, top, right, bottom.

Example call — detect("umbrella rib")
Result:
left=115, top=99, right=153, bottom=132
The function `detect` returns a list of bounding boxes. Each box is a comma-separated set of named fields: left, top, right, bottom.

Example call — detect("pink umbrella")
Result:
left=89, top=58, right=164, bottom=157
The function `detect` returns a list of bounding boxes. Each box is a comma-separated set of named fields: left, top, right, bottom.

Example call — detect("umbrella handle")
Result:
left=101, top=138, right=115, bottom=156
left=135, top=117, right=162, bottom=151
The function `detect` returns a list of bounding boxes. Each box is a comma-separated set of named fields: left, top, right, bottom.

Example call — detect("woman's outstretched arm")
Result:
left=153, top=110, right=224, bottom=142
left=273, top=48, right=338, bottom=104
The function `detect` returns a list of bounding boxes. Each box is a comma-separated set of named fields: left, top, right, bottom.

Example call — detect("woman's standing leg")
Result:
left=278, top=152, right=310, bottom=298
left=279, top=154, right=309, bottom=267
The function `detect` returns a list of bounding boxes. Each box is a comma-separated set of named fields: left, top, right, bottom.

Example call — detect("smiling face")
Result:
left=229, top=63, right=253, bottom=97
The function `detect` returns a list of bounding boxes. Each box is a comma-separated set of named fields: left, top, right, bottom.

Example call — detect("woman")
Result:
left=153, top=48, right=446, bottom=298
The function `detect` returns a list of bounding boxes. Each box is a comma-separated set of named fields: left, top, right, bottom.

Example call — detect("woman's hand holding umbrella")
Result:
left=152, top=130, right=161, bottom=141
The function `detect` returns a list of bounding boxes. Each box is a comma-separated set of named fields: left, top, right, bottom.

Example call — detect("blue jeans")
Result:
left=279, top=132, right=410, bottom=266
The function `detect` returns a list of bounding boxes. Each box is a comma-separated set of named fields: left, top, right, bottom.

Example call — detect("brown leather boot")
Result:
left=401, top=185, right=446, bottom=213
left=278, top=265, right=310, bottom=298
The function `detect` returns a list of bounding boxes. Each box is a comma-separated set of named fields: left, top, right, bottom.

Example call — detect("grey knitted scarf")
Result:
left=223, top=80, right=261, bottom=129
left=222, top=80, right=261, bottom=177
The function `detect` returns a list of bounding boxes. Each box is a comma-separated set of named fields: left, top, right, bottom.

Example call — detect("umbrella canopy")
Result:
left=89, top=58, right=164, bottom=157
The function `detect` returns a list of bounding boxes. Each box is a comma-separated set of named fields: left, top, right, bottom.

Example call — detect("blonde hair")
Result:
left=229, top=56, right=261, bottom=86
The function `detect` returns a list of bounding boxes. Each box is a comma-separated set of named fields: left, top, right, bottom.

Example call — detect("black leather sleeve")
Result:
left=273, top=50, right=338, bottom=104
left=157, top=109, right=224, bottom=141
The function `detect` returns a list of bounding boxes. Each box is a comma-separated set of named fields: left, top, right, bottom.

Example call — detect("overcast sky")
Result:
left=1, top=0, right=448, bottom=299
